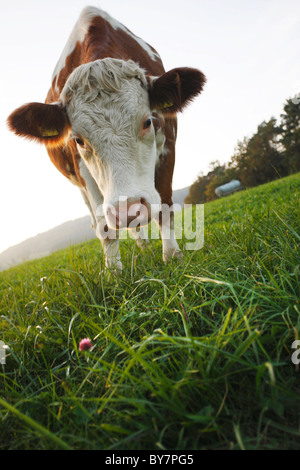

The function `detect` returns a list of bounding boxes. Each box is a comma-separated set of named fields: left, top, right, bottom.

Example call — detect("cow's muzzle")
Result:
left=105, top=197, right=152, bottom=229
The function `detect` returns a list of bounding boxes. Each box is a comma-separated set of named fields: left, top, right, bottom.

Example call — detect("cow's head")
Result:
left=7, top=59, right=205, bottom=229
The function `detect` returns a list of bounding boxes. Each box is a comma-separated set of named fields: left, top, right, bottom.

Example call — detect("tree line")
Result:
left=185, top=94, right=300, bottom=204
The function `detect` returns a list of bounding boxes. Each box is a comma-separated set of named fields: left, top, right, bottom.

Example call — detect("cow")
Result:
left=7, top=6, right=206, bottom=273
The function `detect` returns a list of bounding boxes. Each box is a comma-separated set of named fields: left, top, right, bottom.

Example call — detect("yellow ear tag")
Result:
left=40, top=128, right=59, bottom=137
left=160, top=101, right=174, bottom=109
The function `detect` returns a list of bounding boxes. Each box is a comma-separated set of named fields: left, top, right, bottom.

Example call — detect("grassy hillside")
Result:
left=0, top=173, right=299, bottom=450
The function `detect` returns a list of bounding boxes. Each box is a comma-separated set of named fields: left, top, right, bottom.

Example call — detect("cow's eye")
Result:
left=75, top=137, right=84, bottom=146
left=143, top=118, right=152, bottom=129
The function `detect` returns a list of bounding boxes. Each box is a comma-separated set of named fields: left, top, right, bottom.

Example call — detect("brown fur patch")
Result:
left=85, top=16, right=165, bottom=76
left=46, top=140, right=86, bottom=186
left=54, top=41, right=83, bottom=95
left=155, top=117, right=177, bottom=206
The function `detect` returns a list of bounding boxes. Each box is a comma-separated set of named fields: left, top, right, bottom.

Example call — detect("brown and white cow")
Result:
left=7, top=6, right=205, bottom=272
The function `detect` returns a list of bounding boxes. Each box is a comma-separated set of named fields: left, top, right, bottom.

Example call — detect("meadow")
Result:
left=0, top=172, right=299, bottom=450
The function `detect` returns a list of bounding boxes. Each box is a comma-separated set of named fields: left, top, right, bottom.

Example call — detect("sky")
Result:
left=1, top=0, right=300, bottom=253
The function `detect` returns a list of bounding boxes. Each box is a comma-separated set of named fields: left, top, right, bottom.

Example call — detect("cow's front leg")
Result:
left=156, top=206, right=182, bottom=263
left=103, top=237, right=122, bottom=273
left=96, top=218, right=122, bottom=273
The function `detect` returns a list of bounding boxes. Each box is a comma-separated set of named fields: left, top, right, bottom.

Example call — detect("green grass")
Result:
left=0, top=173, right=300, bottom=450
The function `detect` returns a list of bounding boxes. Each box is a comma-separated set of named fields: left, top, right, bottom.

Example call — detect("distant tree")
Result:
left=280, top=95, right=300, bottom=173
left=204, top=161, right=234, bottom=201
left=228, top=137, right=249, bottom=186
left=185, top=161, right=237, bottom=204
left=230, top=119, right=285, bottom=187
left=185, top=172, right=212, bottom=204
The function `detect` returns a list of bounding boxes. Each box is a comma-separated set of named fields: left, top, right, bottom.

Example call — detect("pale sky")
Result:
left=1, top=0, right=300, bottom=253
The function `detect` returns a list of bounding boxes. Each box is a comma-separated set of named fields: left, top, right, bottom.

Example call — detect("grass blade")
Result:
left=0, top=397, right=73, bottom=450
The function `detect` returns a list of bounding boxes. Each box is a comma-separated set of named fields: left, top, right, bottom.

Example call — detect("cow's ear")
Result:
left=7, top=102, right=71, bottom=147
left=149, top=67, right=206, bottom=114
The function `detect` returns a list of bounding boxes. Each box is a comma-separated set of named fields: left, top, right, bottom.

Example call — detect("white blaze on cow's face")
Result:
left=60, top=58, right=162, bottom=228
